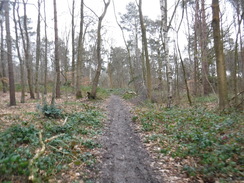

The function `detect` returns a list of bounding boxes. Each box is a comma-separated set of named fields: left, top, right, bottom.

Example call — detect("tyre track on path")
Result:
left=98, top=95, right=162, bottom=183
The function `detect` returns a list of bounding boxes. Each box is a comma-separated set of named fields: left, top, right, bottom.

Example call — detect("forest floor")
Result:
left=0, top=91, right=243, bottom=182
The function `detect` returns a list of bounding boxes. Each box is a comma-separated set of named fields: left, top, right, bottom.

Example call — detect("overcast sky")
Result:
left=36, top=0, right=162, bottom=47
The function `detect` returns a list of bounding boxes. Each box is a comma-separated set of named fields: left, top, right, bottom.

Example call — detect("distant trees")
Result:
left=0, top=0, right=242, bottom=110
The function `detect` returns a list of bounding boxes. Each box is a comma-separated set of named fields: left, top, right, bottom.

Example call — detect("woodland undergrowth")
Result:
left=133, top=103, right=243, bottom=183
left=0, top=100, right=104, bottom=183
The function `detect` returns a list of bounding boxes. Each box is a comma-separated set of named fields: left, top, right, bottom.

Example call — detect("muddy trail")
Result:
left=97, top=95, right=163, bottom=183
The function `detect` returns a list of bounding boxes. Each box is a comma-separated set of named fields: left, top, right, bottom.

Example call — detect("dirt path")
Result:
left=98, top=95, right=162, bottom=183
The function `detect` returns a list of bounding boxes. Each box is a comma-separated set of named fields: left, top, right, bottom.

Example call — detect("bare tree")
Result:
left=34, top=0, right=41, bottom=99
left=0, top=17, right=7, bottom=93
left=160, top=0, right=171, bottom=107
left=53, top=0, right=61, bottom=98
left=22, top=0, right=35, bottom=99
left=90, top=0, right=111, bottom=99
left=13, top=0, right=25, bottom=103
left=43, top=0, right=48, bottom=95
left=193, top=0, right=200, bottom=96
left=71, top=0, right=75, bottom=93
left=76, top=0, right=84, bottom=99
left=160, top=0, right=180, bottom=107
left=200, top=0, right=211, bottom=95
left=4, top=0, right=16, bottom=105
left=212, top=0, right=228, bottom=110
left=137, top=0, right=152, bottom=101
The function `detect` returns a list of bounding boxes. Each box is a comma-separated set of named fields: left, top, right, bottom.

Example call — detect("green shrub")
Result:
left=38, top=104, right=63, bottom=119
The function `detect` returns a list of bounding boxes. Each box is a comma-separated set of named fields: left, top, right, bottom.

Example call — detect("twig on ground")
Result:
left=62, top=116, right=68, bottom=126
left=28, top=130, right=45, bottom=182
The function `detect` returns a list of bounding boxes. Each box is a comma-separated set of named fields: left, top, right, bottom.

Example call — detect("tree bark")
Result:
left=13, top=1, right=25, bottom=103
left=4, top=0, right=16, bottom=106
left=0, top=19, right=7, bottom=93
left=90, top=0, right=111, bottom=99
left=76, top=0, right=84, bottom=99
left=22, top=0, right=35, bottom=99
left=53, top=0, right=61, bottom=98
left=138, top=0, right=152, bottom=101
left=43, top=0, right=48, bottom=95
left=193, top=0, right=200, bottom=96
left=71, top=0, right=75, bottom=93
left=35, top=0, right=41, bottom=99
left=200, top=0, right=211, bottom=95
left=160, top=0, right=173, bottom=107
left=212, top=0, right=228, bottom=110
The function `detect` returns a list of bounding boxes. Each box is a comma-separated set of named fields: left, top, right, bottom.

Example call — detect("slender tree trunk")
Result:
left=35, top=0, right=41, bottom=99
left=138, top=0, right=152, bottom=101
left=173, top=47, right=180, bottom=99
left=193, top=0, right=199, bottom=96
left=43, top=0, right=48, bottom=95
left=53, top=0, right=61, bottom=98
left=71, top=0, right=75, bottom=93
left=157, top=48, right=163, bottom=89
left=4, top=0, right=16, bottom=106
left=141, top=43, right=146, bottom=86
left=177, top=36, right=192, bottom=106
left=22, top=0, right=35, bottom=99
left=0, top=19, right=7, bottom=93
left=13, top=1, right=25, bottom=103
left=212, top=0, right=228, bottom=110
left=200, top=0, right=211, bottom=95
left=107, top=62, right=113, bottom=88
left=160, top=0, right=173, bottom=107
left=236, top=4, right=244, bottom=101
left=90, top=0, right=110, bottom=99
left=76, top=0, right=84, bottom=99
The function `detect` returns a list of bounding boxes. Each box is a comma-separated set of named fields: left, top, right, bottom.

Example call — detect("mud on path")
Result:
left=98, top=95, right=162, bottom=183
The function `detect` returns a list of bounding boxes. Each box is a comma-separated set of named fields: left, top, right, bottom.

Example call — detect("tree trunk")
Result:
left=13, top=1, right=25, bottom=103
left=212, top=0, right=228, bottom=110
left=200, top=0, right=211, bottom=95
left=22, top=0, right=35, bottom=99
left=4, top=0, right=16, bottom=106
left=43, top=0, right=48, bottom=95
left=138, top=0, right=152, bottom=101
left=71, top=0, right=75, bottom=93
left=160, top=0, right=173, bottom=107
left=157, top=48, right=163, bottom=90
left=90, top=0, right=110, bottom=99
left=193, top=0, right=200, bottom=96
left=177, top=36, right=192, bottom=106
left=53, top=0, right=61, bottom=98
left=76, top=0, right=84, bottom=99
left=107, top=62, right=113, bottom=88
left=35, top=0, right=41, bottom=99
left=0, top=19, right=7, bottom=93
